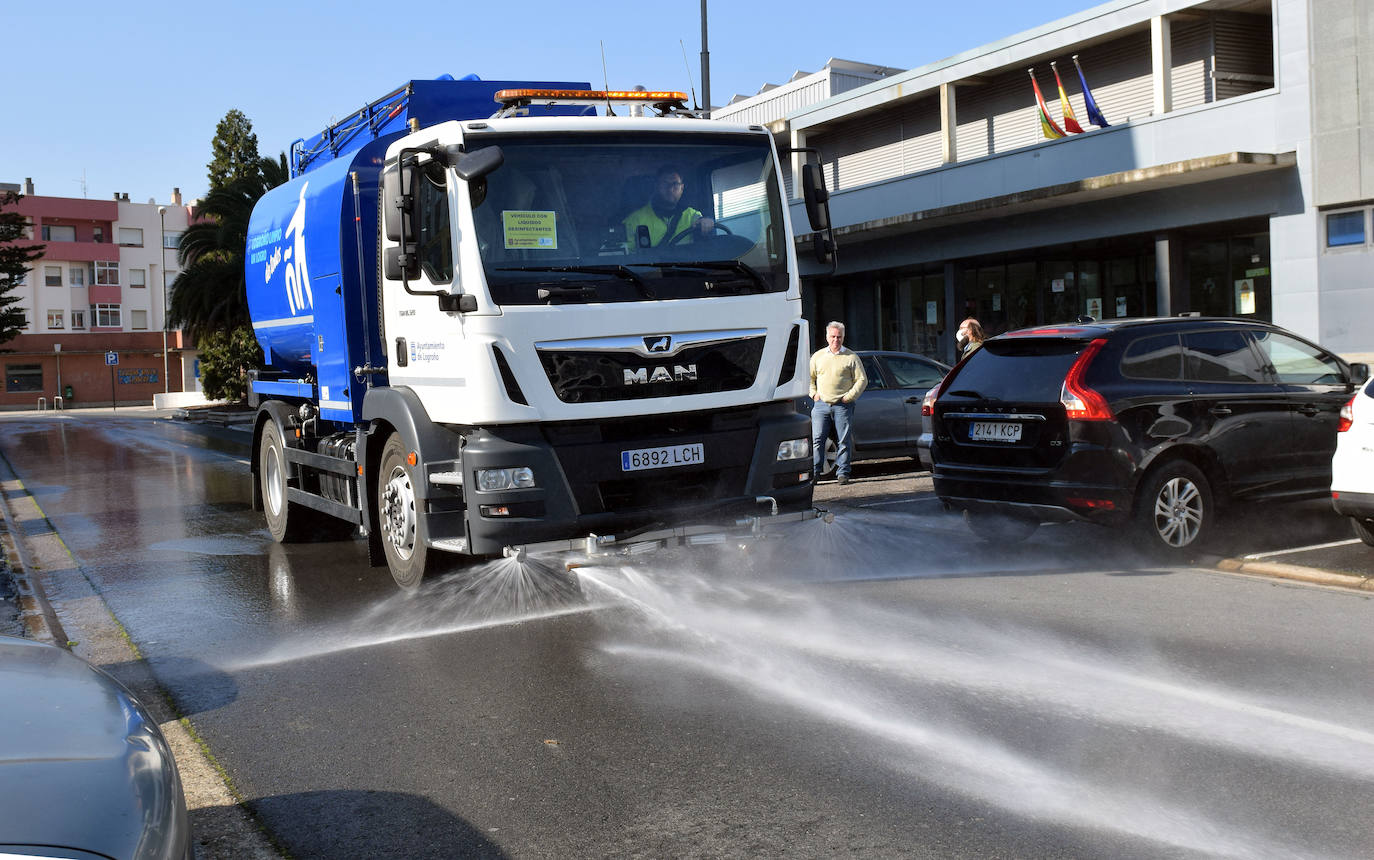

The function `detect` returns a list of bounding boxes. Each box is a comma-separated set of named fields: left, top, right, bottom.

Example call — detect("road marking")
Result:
left=1243, top=538, right=1361, bottom=560
left=859, top=497, right=936, bottom=508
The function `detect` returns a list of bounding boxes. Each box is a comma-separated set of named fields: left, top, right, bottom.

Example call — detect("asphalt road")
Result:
left=2, top=411, right=1372, bottom=859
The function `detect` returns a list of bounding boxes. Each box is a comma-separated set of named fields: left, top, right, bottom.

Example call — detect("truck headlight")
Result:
left=476, top=467, right=536, bottom=491
left=776, top=438, right=810, bottom=461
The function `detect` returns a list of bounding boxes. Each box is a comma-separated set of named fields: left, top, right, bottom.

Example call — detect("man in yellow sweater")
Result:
left=809, top=321, right=868, bottom=484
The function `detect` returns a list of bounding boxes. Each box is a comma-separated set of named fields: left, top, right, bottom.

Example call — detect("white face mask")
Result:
left=957, top=332, right=968, bottom=345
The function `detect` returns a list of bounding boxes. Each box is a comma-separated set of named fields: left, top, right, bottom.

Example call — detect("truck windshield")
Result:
left=467, top=132, right=788, bottom=305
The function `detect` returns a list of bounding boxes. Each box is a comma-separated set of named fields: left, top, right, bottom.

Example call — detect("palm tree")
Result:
left=170, top=154, right=288, bottom=340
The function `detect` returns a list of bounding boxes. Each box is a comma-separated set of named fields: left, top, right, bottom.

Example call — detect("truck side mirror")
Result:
left=384, top=243, right=419, bottom=281
left=812, top=234, right=834, bottom=266
left=451, top=145, right=504, bottom=182
left=801, top=163, right=831, bottom=233
left=382, top=165, right=417, bottom=243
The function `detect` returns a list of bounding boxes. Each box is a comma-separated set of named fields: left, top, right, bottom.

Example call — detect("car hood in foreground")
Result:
left=0, top=635, right=190, bottom=860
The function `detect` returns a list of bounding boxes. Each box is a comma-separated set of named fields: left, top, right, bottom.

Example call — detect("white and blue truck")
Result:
left=245, top=76, right=834, bottom=588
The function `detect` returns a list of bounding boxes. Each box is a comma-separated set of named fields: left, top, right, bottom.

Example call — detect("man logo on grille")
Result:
left=644, top=336, right=671, bottom=353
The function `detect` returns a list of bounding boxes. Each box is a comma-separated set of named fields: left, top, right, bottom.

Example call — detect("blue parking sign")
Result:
left=105, top=351, right=118, bottom=366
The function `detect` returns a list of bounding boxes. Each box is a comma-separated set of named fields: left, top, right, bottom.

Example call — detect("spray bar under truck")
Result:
left=245, top=77, right=836, bottom=589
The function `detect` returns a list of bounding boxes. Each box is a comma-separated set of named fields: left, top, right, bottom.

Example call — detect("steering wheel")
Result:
left=668, top=221, right=733, bottom=245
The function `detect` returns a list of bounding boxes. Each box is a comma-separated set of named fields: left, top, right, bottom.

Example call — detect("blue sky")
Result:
left=5, top=0, right=1097, bottom=205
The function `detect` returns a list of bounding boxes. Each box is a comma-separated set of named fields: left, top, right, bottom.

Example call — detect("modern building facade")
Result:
left=2, top=181, right=196, bottom=410
left=717, top=0, right=1374, bottom=365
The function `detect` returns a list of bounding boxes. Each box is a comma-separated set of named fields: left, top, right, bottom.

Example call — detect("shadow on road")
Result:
left=246, top=790, right=509, bottom=859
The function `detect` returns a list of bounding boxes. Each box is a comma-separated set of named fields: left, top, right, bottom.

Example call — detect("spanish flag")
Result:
left=1028, top=68, right=1066, bottom=139
left=1051, top=61, right=1085, bottom=134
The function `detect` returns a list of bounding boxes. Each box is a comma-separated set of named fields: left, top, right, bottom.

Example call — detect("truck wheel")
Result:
left=260, top=421, right=314, bottom=542
left=377, top=434, right=430, bottom=590
left=1352, top=518, right=1374, bottom=547
left=1135, top=461, right=1212, bottom=554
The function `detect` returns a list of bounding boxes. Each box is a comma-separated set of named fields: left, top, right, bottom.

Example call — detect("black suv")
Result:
left=929, top=317, right=1369, bottom=552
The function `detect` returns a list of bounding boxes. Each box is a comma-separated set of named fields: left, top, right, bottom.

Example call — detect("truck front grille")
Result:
left=537, top=337, right=763, bottom=403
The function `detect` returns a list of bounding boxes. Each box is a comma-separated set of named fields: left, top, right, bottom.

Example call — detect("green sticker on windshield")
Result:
left=503, top=210, right=557, bottom=250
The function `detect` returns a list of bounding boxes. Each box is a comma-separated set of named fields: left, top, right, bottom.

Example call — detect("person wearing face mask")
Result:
left=809, top=321, right=868, bottom=485
left=957, top=317, right=986, bottom=359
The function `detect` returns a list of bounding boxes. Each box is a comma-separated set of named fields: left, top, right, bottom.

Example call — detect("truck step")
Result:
left=430, top=471, right=464, bottom=486
left=430, top=538, right=468, bottom=553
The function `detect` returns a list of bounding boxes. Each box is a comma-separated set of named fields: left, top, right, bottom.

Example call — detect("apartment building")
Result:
left=2, top=180, right=196, bottom=409
left=717, top=0, right=1373, bottom=364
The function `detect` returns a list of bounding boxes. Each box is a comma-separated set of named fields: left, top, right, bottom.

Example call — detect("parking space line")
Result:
left=859, top=497, right=938, bottom=508
left=1243, top=538, right=1361, bottom=560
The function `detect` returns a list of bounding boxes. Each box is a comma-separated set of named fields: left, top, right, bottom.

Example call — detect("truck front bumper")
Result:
left=450, top=402, right=815, bottom=557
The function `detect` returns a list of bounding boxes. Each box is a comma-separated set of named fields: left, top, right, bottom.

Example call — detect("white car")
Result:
left=1331, top=376, right=1374, bottom=544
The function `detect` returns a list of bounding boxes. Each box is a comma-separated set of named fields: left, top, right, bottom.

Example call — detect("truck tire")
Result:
left=377, top=433, right=431, bottom=590
left=260, top=420, right=316, bottom=542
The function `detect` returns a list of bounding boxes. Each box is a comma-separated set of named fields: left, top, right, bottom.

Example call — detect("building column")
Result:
left=940, top=83, right=958, bottom=164
left=1154, top=232, right=1186, bottom=316
left=943, top=261, right=961, bottom=364
left=1151, top=15, right=1172, bottom=116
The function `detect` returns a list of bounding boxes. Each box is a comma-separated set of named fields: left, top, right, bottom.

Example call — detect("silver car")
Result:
left=801, top=350, right=950, bottom=476
left=0, top=634, right=192, bottom=860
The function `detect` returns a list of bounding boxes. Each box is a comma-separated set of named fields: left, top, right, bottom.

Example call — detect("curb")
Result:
left=1212, top=556, right=1374, bottom=591
left=0, top=449, right=279, bottom=859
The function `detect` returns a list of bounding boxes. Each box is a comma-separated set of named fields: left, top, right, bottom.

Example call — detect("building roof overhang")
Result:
left=797, top=151, right=1295, bottom=245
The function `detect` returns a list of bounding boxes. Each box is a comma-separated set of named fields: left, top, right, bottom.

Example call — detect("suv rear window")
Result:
left=1121, top=333, right=1183, bottom=380
left=949, top=339, right=1083, bottom=401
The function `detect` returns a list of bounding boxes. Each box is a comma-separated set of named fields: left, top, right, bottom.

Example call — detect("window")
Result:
left=71, top=310, right=86, bottom=329
left=117, top=227, right=144, bottom=246
left=1121, top=333, right=1183, bottom=380
left=1250, top=331, right=1345, bottom=384
left=130, top=309, right=148, bottom=330
left=70, top=266, right=85, bottom=287
left=46, top=310, right=64, bottom=330
left=163, top=231, right=182, bottom=250
left=1182, top=329, right=1267, bottom=383
left=45, top=266, right=62, bottom=286
left=129, top=268, right=146, bottom=288
left=416, top=169, right=453, bottom=283
left=1326, top=210, right=1366, bottom=248
left=20, top=218, right=33, bottom=240
left=5, top=364, right=42, bottom=393
left=95, top=261, right=119, bottom=285
left=41, top=224, right=76, bottom=242
left=93, top=226, right=104, bottom=243
left=885, top=355, right=947, bottom=389
left=92, top=303, right=121, bottom=327
left=859, top=355, right=886, bottom=389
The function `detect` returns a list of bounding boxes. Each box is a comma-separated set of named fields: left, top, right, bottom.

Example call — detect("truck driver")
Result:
left=622, top=166, right=715, bottom=249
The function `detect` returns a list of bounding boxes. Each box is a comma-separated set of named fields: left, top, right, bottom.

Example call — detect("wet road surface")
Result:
left=2, top=413, right=1372, bottom=859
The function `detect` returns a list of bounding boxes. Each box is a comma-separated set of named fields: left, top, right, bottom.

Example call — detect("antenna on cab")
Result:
left=680, top=40, right=699, bottom=111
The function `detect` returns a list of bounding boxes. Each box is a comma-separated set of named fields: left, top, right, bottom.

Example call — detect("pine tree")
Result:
left=206, top=109, right=262, bottom=193
left=0, top=192, right=44, bottom=349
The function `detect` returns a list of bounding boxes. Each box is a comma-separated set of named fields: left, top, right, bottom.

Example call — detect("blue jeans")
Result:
left=812, top=399, right=855, bottom=477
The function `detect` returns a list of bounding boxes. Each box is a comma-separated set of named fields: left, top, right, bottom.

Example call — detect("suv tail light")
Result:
left=1338, top=394, right=1356, bottom=432
left=921, top=386, right=938, bottom=416
left=1060, top=338, right=1112, bottom=421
